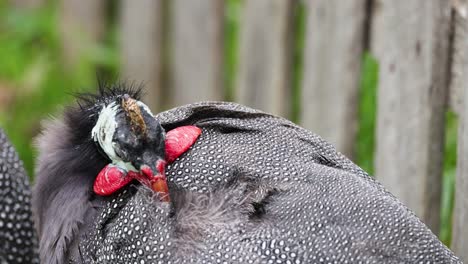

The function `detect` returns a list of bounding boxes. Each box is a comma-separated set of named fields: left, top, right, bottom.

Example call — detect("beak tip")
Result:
left=151, top=177, right=170, bottom=202
left=139, top=164, right=170, bottom=202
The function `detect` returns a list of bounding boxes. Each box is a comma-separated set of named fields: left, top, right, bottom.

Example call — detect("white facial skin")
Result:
left=91, top=102, right=139, bottom=172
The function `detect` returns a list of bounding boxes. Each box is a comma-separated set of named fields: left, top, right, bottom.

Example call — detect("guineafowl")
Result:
left=32, top=84, right=462, bottom=263
left=0, top=129, right=39, bottom=263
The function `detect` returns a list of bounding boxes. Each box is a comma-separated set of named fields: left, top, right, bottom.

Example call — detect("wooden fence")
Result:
left=15, top=0, right=468, bottom=261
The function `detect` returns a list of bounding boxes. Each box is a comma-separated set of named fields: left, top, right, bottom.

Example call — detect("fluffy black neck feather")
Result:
left=32, top=83, right=144, bottom=264
left=72, top=83, right=144, bottom=160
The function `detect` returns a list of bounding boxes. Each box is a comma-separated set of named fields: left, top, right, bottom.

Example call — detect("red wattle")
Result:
left=165, top=125, right=201, bottom=163
left=134, top=165, right=170, bottom=201
left=93, top=164, right=133, bottom=196
left=93, top=125, right=201, bottom=197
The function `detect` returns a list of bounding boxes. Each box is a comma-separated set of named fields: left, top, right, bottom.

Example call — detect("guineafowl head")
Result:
left=82, top=86, right=168, bottom=199
left=32, top=84, right=170, bottom=263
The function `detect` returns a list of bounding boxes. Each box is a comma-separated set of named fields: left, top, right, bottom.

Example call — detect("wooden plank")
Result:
left=371, top=0, right=452, bottom=232
left=236, top=0, right=294, bottom=117
left=170, top=0, right=224, bottom=106
left=120, top=0, right=164, bottom=111
left=449, top=0, right=468, bottom=115
left=449, top=75, right=464, bottom=115
left=451, top=0, right=468, bottom=260
left=59, top=0, right=106, bottom=67
left=300, top=0, right=367, bottom=157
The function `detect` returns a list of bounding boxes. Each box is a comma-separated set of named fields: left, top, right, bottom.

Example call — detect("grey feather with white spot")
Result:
left=78, top=102, right=461, bottom=263
left=0, top=129, right=39, bottom=264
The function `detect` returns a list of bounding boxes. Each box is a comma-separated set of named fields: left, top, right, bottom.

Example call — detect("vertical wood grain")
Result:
left=371, top=0, right=452, bottom=232
left=449, top=0, right=468, bottom=115
left=120, top=0, right=164, bottom=111
left=300, top=0, right=367, bottom=157
left=59, top=0, right=106, bottom=67
left=451, top=0, right=468, bottom=260
left=236, top=0, right=294, bottom=117
left=170, top=0, right=224, bottom=106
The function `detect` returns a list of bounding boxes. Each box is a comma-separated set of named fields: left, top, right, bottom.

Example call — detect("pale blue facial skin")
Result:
left=91, top=98, right=165, bottom=176
left=32, top=93, right=167, bottom=264
left=92, top=102, right=135, bottom=170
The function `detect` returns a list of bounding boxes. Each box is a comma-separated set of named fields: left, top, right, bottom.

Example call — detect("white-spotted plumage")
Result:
left=0, top=129, right=39, bottom=263
left=79, top=101, right=462, bottom=264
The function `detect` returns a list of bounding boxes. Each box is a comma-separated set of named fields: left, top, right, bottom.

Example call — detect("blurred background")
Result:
left=0, top=0, right=464, bottom=251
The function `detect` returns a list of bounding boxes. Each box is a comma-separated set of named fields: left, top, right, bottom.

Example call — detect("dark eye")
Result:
left=113, top=143, right=129, bottom=160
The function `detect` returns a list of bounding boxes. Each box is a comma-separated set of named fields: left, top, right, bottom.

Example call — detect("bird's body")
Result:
left=0, top=129, right=39, bottom=264
left=80, top=101, right=461, bottom=263
left=32, top=87, right=461, bottom=263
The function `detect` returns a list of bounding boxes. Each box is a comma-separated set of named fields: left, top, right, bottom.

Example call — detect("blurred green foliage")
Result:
left=356, top=53, right=378, bottom=175
left=224, top=0, right=241, bottom=102
left=0, top=0, right=458, bottom=245
left=291, top=1, right=306, bottom=124
left=440, top=111, right=458, bottom=246
left=0, top=2, right=118, bottom=176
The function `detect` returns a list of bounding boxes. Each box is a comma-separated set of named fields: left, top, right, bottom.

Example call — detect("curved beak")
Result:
left=134, top=159, right=170, bottom=202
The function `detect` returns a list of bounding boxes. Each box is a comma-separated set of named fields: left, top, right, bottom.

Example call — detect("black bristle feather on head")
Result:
left=75, top=81, right=144, bottom=118
left=73, top=83, right=143, bottom=143
left=33, top=81, right=155, bottom=264
left=66, top=81, right=146, bottom=155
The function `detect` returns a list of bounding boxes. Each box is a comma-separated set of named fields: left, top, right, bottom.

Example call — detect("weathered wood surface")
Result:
left=236, top=0, right=294, bottom=117
left=451, top=0, right=468, bottom=261
left=120, top=0, right=164, bottom=111
left=59, top=0, right=106, bottom=66
left=300, top=0, right=366, bottom=157
left=170, top=0, right=224, bottom=106
left=371, top=0, right=452, bottom=232
left=449, top=0, right=468, bottom=115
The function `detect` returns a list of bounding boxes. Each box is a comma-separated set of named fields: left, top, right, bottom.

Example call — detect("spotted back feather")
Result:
left=77, top=101, right=461, bottom=264
left=0, top=129, right=39, bottom=264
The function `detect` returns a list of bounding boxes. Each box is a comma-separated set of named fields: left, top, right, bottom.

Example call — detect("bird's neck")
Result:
left=33, top=118, right=107, bottom=263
